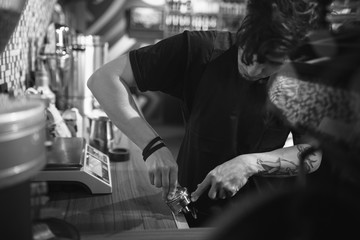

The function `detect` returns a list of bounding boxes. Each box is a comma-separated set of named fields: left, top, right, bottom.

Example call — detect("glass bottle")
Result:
left=34, top=58, right=56, bottom=105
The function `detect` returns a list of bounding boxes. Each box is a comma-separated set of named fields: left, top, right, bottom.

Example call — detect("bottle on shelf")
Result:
left=34, top=57, right=56, bottom=105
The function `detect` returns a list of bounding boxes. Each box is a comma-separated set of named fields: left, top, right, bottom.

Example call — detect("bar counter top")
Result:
left=39, top=135, right=213, bottom=239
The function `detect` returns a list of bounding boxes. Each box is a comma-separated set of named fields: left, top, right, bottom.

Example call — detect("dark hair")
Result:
left=236, top=0, right=323, bottom=65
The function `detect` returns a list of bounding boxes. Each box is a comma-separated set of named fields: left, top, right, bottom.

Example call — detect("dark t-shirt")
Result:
left=130, top=31, right=226, bottom=113
left=130, top=31, right=297, bottom=226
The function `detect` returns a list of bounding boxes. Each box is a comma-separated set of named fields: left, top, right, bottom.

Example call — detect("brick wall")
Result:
left=0, top=0, right=56, bottom=93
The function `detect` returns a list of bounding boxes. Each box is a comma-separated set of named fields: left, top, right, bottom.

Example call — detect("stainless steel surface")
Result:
left=67, top=34, right=108, bottom=116
left=89, top=116, right=114, bottom=154
left=41, top=23, right=72, bottom=111
left=0, top=94, right=46, bottom=189
left=45, top=137, right=85, bottom=169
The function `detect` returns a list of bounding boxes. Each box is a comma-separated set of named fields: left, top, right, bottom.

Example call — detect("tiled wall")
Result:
left=0, top=0, right=56, bottom=93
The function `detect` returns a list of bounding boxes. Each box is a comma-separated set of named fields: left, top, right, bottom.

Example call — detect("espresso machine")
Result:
left=41, top=23, right=108, bottom=139
left=32, top=23, right=112, bottom=194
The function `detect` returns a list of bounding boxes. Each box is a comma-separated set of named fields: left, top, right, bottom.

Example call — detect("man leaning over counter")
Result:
left=87, top=0, right=323, bottom=227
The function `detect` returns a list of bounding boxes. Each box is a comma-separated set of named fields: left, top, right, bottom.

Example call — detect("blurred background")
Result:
left=0, top=0, right=249, bottom=158
left=1, top=0, right=358, bottom=157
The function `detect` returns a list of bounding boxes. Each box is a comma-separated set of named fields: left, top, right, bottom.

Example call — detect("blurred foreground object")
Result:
left=0, top=94, right=47, bottom=240
left=207, top=2, right=360, bottom=239
left=268, top=26, right=360, bottom=184
left=0, top=94, right=46, bottom=189
left=208, top=34, right=360, bottom=240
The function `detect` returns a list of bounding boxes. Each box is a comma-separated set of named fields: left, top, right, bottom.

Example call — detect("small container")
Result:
left=34, top=57, right=56, bottom=105
left=108, top=148, right=130, bottom=162
left=62, top=107, right=83, bottom=138
left=88, top=116, right=114, bottom=154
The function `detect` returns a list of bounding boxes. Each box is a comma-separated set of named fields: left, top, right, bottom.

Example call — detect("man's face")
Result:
left=237, top=49, right=287, bottom=81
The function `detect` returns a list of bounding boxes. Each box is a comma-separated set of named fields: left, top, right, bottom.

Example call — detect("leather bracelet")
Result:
left=143, top=142, right=166, bottom=161
left=142, top=136, right=163, bottom=158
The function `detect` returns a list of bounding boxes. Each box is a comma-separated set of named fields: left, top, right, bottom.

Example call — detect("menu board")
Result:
left=127, top=7, right=164, bottom=39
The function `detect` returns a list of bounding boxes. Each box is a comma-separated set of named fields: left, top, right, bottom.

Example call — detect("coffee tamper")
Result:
left=165, top=186, right=197, bottom=219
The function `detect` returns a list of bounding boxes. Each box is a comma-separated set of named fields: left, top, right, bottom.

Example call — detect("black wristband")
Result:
left=142, top=136, right=163, bottom=158
left=143, top=142, right=166, bottom=161
left=143, top=136, right=163, bottom=155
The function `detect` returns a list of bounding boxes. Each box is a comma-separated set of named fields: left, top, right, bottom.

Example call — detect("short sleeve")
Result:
left=129, top=31, right=217, bottom=99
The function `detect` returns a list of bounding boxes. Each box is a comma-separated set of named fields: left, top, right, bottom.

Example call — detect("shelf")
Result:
left=163, top=0, right=246, bottom=36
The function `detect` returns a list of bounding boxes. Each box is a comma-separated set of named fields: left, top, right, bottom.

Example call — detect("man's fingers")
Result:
left=154, top=168, right=162, bottom=188
left=208, top=181, right=218, bottom=199
left=191, top=176, right=211, bottom=202
left=148, top=172, right=155, bottom=185
left=167, top=170, right=178, bottom=199
left=161, top=167, right=170, bottom=199
left=146, top=157, right=178, bottom=200
left=218, top=188, right=226, bottom=199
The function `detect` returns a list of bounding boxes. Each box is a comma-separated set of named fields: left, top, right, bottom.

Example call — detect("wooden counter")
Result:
left=81, top=228, right=212, bottom=240
left=39, top=136, right=214, bottom=239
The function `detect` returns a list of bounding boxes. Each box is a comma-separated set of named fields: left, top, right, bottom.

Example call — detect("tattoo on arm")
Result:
left=257, top=145, right=318, bottom=176
left=257, top=158, right=299, bottom=176
left=297, top=145, right=317, bottom=174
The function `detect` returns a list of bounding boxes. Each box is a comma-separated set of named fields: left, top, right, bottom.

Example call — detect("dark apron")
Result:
left=177, top=45, right=292, bottom=225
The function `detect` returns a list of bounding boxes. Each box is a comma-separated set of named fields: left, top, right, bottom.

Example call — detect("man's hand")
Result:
left=190, top=144, right=322, bottom=201
left=191, top=156, right=257, bottom=201
left=145, top=146, right=178, bottom=200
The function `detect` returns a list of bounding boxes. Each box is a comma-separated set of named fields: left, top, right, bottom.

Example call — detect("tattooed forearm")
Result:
left=297, top=145, right=318, bottom=173
left=257, top=158, right=299, bottom=176
left=256, top=145, right=319, bottom=176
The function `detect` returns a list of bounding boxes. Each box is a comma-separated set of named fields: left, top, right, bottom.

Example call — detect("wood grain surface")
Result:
left=43, top=136, right=190, bottom=236
left=81, top=228, right=214, bottom=240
